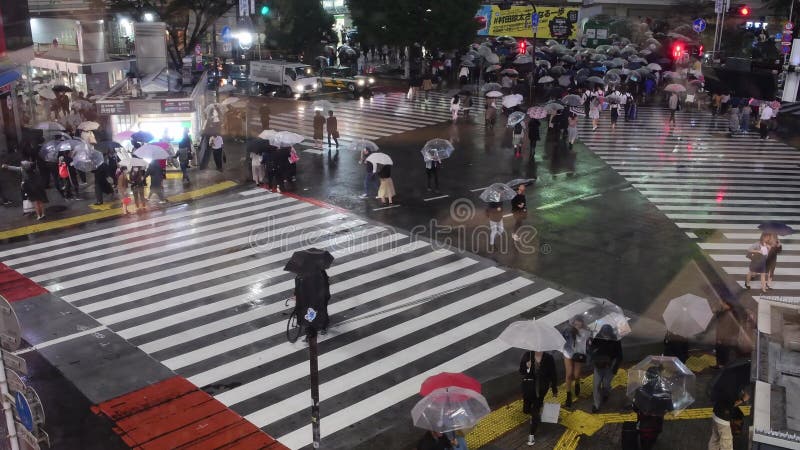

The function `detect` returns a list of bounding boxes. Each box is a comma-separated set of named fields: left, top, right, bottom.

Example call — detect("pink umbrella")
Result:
left=527, top=106, right=547, bottom=119
left=115, top=130, right=134, bottom=141
left=153, top=141, right=171, bottom=150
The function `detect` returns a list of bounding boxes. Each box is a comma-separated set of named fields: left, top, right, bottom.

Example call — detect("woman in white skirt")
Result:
left=567, top=112, right=579, bottom=148
left=377, top=164, right=395, bottom=204
left=250, top=151, right=265, bottom=185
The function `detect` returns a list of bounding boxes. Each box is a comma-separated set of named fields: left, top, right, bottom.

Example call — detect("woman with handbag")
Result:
left=519, top=350, right=558, bottom=446
left=562, top=316, right=591, bottom=407
left=744, top=233, right=770, bottom=293
left=326, top=111, right=339, bottom=148
left=765, top=233, right=781, bottom=290
left=2, top=161, right=48, bottom=220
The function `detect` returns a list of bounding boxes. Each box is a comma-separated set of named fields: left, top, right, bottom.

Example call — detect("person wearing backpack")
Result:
left=588, top=324, right=622, bottom=413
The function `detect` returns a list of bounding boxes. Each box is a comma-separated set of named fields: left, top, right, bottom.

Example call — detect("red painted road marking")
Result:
left=0, top=263, right=48, bottom=302
left=92, top=376, right=288, bottom=450
left=256, top=185, right=349, bottom=214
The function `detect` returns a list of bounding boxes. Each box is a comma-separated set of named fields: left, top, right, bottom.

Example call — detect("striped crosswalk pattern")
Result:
left=577, top=106, right=800, bottom=301
left=253, top=91, right=485, bottom=151
left=0, top=189, right=581, bottom=449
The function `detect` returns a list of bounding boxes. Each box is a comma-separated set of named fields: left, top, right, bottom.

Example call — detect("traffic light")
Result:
left=260, top=4, right=270, bottom=15
left=738, top=5, right=750, bottom=16
left=518, top=40, right=527, bottom=54
left=672, top=43, right=683, bottom=59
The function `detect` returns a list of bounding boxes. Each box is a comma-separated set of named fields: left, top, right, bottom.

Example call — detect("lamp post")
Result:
left=529, top=2, right=539, bottom=104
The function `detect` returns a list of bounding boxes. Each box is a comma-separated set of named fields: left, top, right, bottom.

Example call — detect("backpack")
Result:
left=58, top=163, right=69, bottom=179
left=590, top=342, right=612, bottom=368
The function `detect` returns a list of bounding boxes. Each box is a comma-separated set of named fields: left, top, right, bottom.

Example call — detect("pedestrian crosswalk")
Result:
left=252, top=91, right=485, bottom=152
left=0, top=188, right=584, bottom=449
left=577, top=106, right=800, bottom=301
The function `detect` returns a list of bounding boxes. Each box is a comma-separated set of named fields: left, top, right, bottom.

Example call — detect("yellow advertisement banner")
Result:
left=475, top=5, right=580, bottom=40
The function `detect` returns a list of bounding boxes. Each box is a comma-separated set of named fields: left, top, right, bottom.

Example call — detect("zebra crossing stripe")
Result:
left=579, top=105, right=800, bottom=299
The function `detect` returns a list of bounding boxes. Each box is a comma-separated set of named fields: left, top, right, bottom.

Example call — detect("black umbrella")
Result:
left=758, top=221, right=794, bottom=236
left=284, top=248, right=334, bottom=274
left=94, top=141, right=123, bottom=154
left=130, top=131, right=154, bottom=143
left=52, top=85, right=73, bottom=93
left=246, top=138, right=270, bottom=154
left=709, top=360, right=751, bottom=404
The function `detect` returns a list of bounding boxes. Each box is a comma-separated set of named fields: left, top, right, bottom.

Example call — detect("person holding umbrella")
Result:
left=129, top=166, right=147, bottom=211
left=765, top=233, right=781, bottom=290
left=424, top=150, right=441, bottom=192
left=511, top=184, right=527, bottom=241
left=589, top=324, right=623, bottom=413
left=567, top=112, right=579, bottom=148
left=450, top=94, right=460, bottom=122
left=519, top=350, right=558, bottom=446
left=145, top=159, right=167, bottom=204
left=562, top=316, right=591, bottom=408
left=1, top=161, right=48, bottom=220
left=632, top=365, right=673, bottom=450
left=709, top=384, right=751, bottom=450
left=359, top=146, right=377, bottom=199
left=609, top=99, right=621, bottom=131
left=326, top=110, right=339, bottom=149
left=512, top=121, right=525, bottom=158
left=486, top=201, right=504, bottom=251
left=313, top=110, right=325, bottom=148
left=377, top=163, right=395, bottom=205
left=744, top=232, right=770, bottom=293
left=668, top=92, right=679, bottom=126
left=588, top=98, right=601, bottom=131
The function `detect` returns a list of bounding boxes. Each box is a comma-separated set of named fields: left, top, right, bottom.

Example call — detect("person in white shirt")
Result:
left=458, top=66, right=470, bottom=87
left=210, top=135, right=224, bottom=171
left=759, top=104, right=773, bottom=139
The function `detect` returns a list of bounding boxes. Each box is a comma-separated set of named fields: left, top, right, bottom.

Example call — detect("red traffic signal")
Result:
left=738, top=5, right=750, bottom=15
left=518, top=40, right=527, bottom=54
left=672, top=43, right=683, bottom=59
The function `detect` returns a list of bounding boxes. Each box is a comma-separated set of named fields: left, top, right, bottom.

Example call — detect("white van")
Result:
left=249, top=60, right=318, bottom=97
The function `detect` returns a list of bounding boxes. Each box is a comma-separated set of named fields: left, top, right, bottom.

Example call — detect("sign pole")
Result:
left=529, top=6, right=539, bottom=103
left=308, top=329, right=321, bottom=448
left=0, top=353, right=21, bottom=450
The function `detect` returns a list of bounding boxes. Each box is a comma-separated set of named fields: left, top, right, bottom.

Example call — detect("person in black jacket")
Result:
left=589, top=324, right=623, bottom=413
left=416, top=431, right=452, bottom=450
left=519, top=351, right=558, bottom=446
left=528, top=118, right=540, bottom=162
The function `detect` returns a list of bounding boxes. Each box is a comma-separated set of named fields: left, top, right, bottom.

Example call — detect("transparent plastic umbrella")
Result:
left=39, top=141, right=60, bottom=162
left=537, top=76, right=555, bottom=84
left=78, top=121, right=100, bottom=131
left=58, top=139, right=89, bottom=154
left=558, top=75, right=573, bottom=87
left=312, top=100, right=334, bottom=114
left=507, top=111, right=527, bottom=127
left=479, top=183, right=516, bottom=202
left=499, top=319, right=566, bottom=351
left=118, top=158, right=148, bottom=168
left=544, top=102, right=564, bottom=113
left=627, top=355, right=695, bottom=415
left=348, top=138, right=379, bottom=154
left=273, top=131, right=305, bottom=147
left=258, top=129, right=277, bottom=142
left=572, top=297, right=631, bottom=340
left=514, top=55, right=533, bottom=64
left=411, top=387, right=490, bottom=433
left=485, top=53, right=500, bottom=64
left=647, top=63, right=663, bottom=71
left=421, top=139, right=454, bottom=161
left=506, top=178, right=536, bottom=188
left=485, top=91, right=503, bottom=98
left=72, top=149, right=105, bottom=172
left=662, top=294, right=713, bottom=338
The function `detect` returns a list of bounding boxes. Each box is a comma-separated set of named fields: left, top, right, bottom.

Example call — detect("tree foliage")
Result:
left=348, top=0, right=481, bottom=50
left=262, top=0, right=336, bottom=56
left=107, top=0, right=234, bottom=68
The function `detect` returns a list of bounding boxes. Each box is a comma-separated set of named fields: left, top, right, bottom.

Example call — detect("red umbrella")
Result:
left=153, top=141, right=171, bottom=150
left=420, top=372, right=481, bottom=396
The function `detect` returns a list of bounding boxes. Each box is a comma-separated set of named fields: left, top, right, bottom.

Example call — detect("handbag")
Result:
left=332, top=130, right=340, bottom=139
left=541, top=402, right=560, bottom=423
left=22, top=199, right=34, bottom=214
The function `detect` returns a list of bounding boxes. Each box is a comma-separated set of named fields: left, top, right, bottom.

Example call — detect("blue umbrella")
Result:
left=758, top=221, right=794, bottom=236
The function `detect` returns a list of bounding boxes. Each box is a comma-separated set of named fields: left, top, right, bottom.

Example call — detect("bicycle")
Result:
left=285, top=297, right=303, bottom=343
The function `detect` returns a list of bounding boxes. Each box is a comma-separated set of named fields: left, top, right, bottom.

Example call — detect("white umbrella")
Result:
left=118, top=158, right=149, bottom=168
left=485, top=91, right=503, bottom=98
left=646, top=63, right=662, bottom=71
left=662, top=294, right=713, bottom=338
left=484, top=53, right=500, bottom=64
left=274, top=131, right=304, bottom=147
left=411, top=387, right=490, bottom=433
left=35, top=121, right=65, bottom=131
left=501, top=94, right=523, bottom=108
left=365, top=152, right=393, bottom=167
left=499, top=319, right=566, bottom=351
left=78, top=121, right=100, bottom=131
left=134, top=144, right=172, bottom=160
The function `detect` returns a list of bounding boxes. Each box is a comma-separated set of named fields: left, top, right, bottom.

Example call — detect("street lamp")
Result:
left=143, top=12, right=154, bottom=22
left=236, top=32, right=254, bottom=50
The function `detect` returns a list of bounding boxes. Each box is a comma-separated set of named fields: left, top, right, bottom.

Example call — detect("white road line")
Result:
left=274, top=288, right=567, bottom=448
left=423, top=195, right=449, bottom=202
left=374, top=205, right=401, bottom=211
left=214, top=274, right=529, bottom=405
left=12, top=326, right=108, bottom=355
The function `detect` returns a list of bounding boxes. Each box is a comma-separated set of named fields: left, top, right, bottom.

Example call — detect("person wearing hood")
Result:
left=588, top=324, right=623, bottom=413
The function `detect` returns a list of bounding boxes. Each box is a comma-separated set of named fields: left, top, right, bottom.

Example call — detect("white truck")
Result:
left=249, top=60, right=318, bottom=98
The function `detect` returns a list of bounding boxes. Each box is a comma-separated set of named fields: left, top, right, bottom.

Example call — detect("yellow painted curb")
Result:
left=0, top=181, right=237, bottom=240
left=465, top=399, right=529, bottom=449
left=553, top=429, right=581, bottom=450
